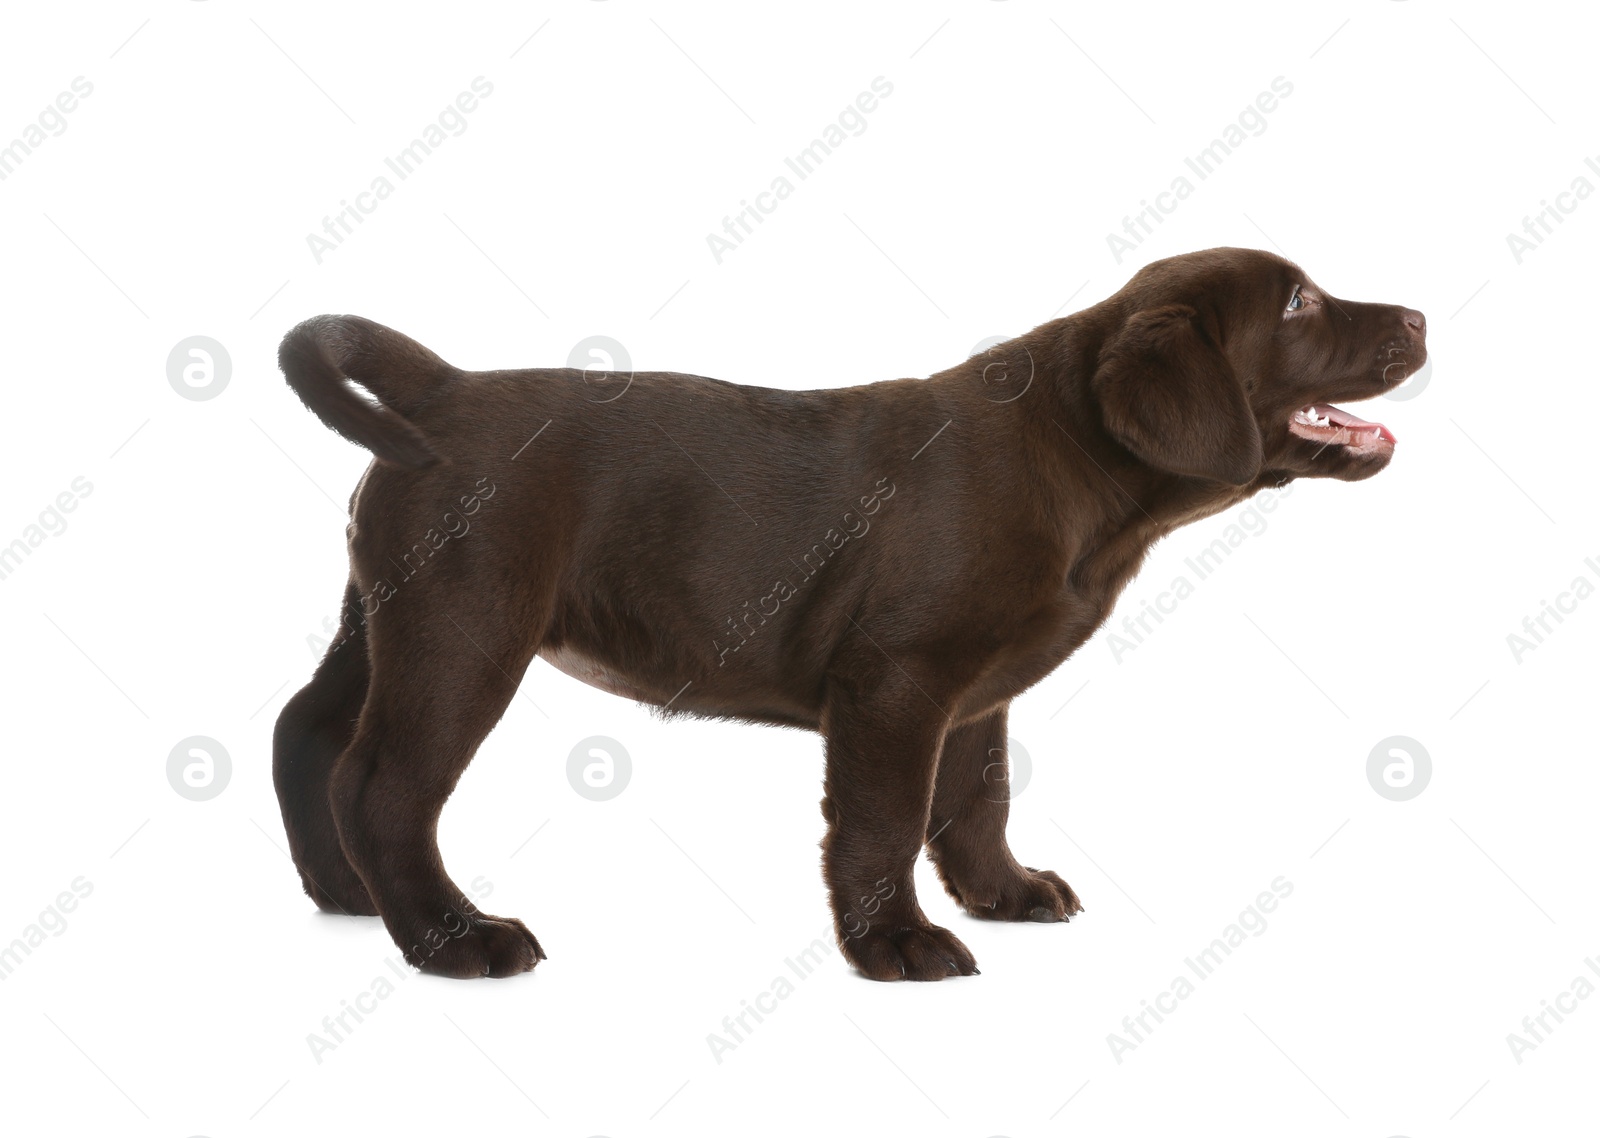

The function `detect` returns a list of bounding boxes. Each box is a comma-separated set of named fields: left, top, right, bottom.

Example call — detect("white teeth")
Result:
left=1295, top=407, right=1330, bottom=428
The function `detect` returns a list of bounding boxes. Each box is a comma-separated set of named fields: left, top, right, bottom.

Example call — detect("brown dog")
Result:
left=273, top=247, right=1425, bottom=980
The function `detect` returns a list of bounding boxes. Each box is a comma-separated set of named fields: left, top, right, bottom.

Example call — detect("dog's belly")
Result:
left=536, top=645, right=661, bottom=704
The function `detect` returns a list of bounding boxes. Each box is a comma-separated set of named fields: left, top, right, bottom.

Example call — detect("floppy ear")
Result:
left=1091, top=304, right=1263, bottom=485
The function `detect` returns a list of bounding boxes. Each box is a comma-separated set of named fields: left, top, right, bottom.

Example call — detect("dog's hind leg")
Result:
left=924, top=705, right=1083, bottom=923
left=328, top=596, right=547, bottom=978
left=272, top=581, right=380, bottom=916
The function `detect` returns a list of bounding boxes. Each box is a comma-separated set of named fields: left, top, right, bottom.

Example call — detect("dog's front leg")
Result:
left=819, top=674, right=978, bottom=981
left=925, top=705, right=1083, bottom=922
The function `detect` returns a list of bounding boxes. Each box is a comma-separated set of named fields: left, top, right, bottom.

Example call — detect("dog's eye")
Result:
left=1287, top=287, right=1303, bottom=312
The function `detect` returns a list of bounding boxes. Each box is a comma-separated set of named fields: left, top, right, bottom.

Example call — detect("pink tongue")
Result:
left=1313, top=404, right=1396, bottom=444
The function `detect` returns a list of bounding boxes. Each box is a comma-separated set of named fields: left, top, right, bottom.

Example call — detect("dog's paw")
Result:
left=407, top=915, right=546, bottom=979
left=841, top=922, right=979, bottom=981
left=951, top=865, right=1084, bottom=923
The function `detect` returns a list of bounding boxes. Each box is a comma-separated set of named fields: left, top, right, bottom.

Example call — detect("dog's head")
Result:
left=1090, top=247, right=1426, bottom=485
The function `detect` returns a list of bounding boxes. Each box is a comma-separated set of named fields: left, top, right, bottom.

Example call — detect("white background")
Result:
left=1, top=1, right=1595, bottom=1134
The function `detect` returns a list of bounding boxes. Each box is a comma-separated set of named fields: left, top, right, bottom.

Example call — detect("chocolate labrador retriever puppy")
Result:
left=273, top=247, right=1424, bottom=980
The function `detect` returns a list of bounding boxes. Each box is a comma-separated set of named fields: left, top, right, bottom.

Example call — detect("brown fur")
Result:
left=272, top=247, right=1425, bottom=980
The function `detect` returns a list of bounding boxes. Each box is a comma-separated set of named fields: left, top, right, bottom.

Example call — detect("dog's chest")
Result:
left=950, top=584, right=1117, bottom=715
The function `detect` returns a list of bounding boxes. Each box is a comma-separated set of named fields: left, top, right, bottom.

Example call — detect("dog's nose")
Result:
left=1402, top=308, right=1426, bottom=338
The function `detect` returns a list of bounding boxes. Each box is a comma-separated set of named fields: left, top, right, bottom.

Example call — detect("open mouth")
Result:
left=1287, top=404, right=1396, bottom=455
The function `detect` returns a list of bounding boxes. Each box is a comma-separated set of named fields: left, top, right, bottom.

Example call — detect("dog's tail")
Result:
left=278, top=315, right=457, bottom=469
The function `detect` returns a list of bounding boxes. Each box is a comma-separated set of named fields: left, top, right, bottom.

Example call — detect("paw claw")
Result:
left=407, top=914, right=545, bottom=979
left=949, top=865, right=1083, bottom=923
